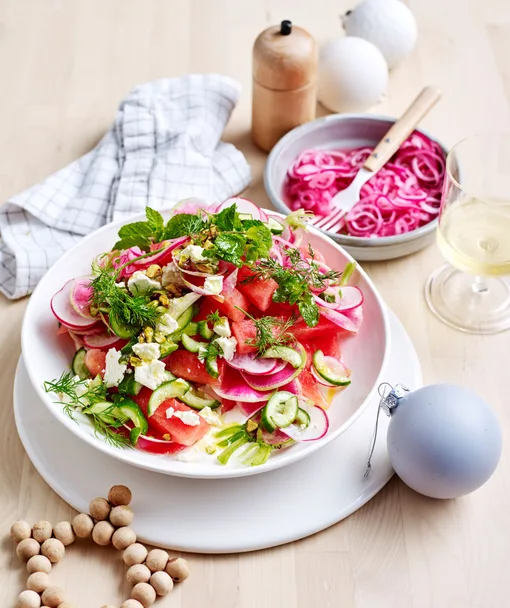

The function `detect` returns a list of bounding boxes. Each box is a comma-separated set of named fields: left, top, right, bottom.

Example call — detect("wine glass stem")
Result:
left=472, top=275, right=489, bottom=294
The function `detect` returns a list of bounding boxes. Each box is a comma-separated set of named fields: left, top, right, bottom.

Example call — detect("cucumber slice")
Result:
left=180, top=388, right=220, bottom=410
left=294, top=407, right=310, bottom=429
left=182, top=321, right=198, bottom=336
left=159, top=341, right=178, bottom=358
left=115, top=398, right=149, bottom=435
left=72, top=348, right=90, bottom=380
left=117, top=374, right=143, bottom=396
left=267, top=217, right=285, bottom=234
left=109, top=316, right=137, bottom=339
left=312, top=350, right=351, bottom=386
left=148, top=378, right=191, bottom=416
left=86, top=401, right=115, bottom=415
left=205, top=356, right=219, bottom=379
left=181, top=334, right=204, bottom=353
left=176, top=302, right=199, bottom=331
left=198, top=320, right=214, bottom=340
left=238, top=212, right=253, bottom=221
left=261, top=345, right=303, bottom=369
left=262, top=391, right=299, bottom=430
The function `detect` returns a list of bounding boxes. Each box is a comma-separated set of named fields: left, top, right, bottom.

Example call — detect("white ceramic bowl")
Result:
left=21, top=209, right=390, bottom=479
left=265, top=114, right=448, bottom=261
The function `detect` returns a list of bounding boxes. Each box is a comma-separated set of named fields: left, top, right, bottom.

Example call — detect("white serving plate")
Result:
left=265, top=113, right=448, bottom=261
left=15, top=308, right=421, bottom=553
left=21, top=209, right=390, bottom=479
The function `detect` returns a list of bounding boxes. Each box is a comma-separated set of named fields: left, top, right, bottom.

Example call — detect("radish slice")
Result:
left=215, top=197, right=268, bottom=221
left=227, top=353, right=278, bottom=375
left=137, top=435, right=187, bottom=455
left=258, top=426, right=293, bottom=446
left=282, top=401, right=329, bottom=442
left=213, top=368, right=270, bottom=403
left=237, top=400, right=266, bottom=418
left=69, top=278, right=94, bottom=318
left=241, top=363, right=302, bottom=391
left=51, top=280, right=99, bottom=330
left=171, top=197, right=211, bottom=215
left=82, top=331, right=126, bottom=349
left=181, top=275, right=225, bottom=301
left=311, top=366, right=336, bottom=387
left=318, top=306, right=359, bottom=333
left=280, top=378, right=301, bottom=395
left=67, top=331, right=85, bottom=350
left=69, top=324, right=104, bottom=335
left=313, top=285, right=364, bottom=313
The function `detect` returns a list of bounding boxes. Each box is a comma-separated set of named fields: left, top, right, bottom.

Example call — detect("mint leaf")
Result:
left=297, top=293, right=319, bottom=327
left=213, top=233, right=246, bottom=266
left=213, top=204, right=242, bottom=232
left=118, top=221, right=153, bottom=240
left=245, top=225, right=273, bottom=262
left=241, top=218, right=265, bottom=230
left=146, top=208, right=164, bottom=238
left=163, top=214, right=207, bottom=239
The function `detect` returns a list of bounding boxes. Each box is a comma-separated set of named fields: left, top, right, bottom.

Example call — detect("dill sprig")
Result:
left=44, top=372, right=130, bottom=449
left=244, top=244, right=342, bottom=326
left=236, top=308, right=296, bottom=355
left=206, top=310, right=222, bottom=325
left=90, top=262, right=158, bottom=331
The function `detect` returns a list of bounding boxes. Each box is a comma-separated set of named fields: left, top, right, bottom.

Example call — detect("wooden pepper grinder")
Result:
left=252, top=20, right=318, bottom=152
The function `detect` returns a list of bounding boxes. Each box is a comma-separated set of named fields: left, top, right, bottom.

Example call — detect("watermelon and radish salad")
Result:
left=44, top=198, right=363, bottom=467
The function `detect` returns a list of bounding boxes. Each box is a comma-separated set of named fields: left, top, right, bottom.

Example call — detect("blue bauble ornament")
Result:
left=384, top=384, right=502, bottom=499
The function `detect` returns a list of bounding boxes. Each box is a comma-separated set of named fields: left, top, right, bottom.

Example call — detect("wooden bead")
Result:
left=89, top=497, right=111, bottom=521
left=17, top=538, right=40, bottom=563
left=11, top=521, right=31, bottom=543
left=41, top=538, right=65, bottom=563
left=108, top=484, right=132, bottom=506
left=123, top=543, right=148, bottom=566
left=53, top=521, right=75, bottom=546
left=17, top=590, right=41, bottom=608
left=121, top=601, right=144, bottom=608
left=110, top=504, right=134, bottom=527
left=112, top=526, right=137, bottom=550
left=165, top=557, right=190, bottom=582
left=27, top=555, right=52, bottom=574
left=32, top=521, right=53, bottom=543
left=92, top=520, right=115, bottom=546
left=150, top=571, right=173, bottom=596
left=131, top=582, right=156, bottom=607
left=72, top=513, right=94, bottom=538
left=41, top=586, right=66, bottom=607
left=127, top=563, right=151, bottom=586
left=27, top=571, right=51, bottom=593
left=146, top=548, right=168, bottom=572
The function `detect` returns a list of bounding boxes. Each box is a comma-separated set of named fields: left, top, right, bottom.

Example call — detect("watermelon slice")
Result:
left=290, top=318, right=341, bottom=341
left=163, top=349, right=223, bottom=385
left=299, top=369, right=330, bottom=409
left=231, top=320, right=258, bottom=355
left=237, top=267, right=278, bottom=312
left=84, top=349, right=106, bottom=377
left=194, top=290, right=248, bottom=323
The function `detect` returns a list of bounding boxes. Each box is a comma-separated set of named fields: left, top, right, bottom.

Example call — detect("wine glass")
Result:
left=426, top=133, right=510, bottom=333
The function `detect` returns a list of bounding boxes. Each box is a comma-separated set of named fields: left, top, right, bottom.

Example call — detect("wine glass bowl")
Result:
left=426, top=133, right=510, bottom=333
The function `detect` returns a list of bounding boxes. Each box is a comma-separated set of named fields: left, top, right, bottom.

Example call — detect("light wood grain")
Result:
left=1, top=0, right=510, bottom=606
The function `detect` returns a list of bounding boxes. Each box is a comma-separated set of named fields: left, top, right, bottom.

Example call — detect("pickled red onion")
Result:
left=283, top=132, right=445, bottom=238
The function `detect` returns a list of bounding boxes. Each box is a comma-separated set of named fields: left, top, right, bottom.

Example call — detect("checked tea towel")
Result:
left=0, top=74, right=251, bottom=299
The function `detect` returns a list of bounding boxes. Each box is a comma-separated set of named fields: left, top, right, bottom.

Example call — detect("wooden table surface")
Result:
left=1, top=1, right=510, bottom=606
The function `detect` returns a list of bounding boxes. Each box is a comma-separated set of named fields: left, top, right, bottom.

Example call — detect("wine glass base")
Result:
left=425, top=264, right=510, bottom=334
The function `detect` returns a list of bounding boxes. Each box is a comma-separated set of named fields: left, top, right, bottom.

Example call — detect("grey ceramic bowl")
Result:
left=264, top=113, right=448, bottom=261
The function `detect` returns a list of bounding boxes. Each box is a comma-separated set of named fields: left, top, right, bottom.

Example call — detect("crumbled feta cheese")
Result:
left=199, top=406, right=222, bottom=426
left=174, top=244, right=208, bottom=264
left=161, top=261, right=186, bottom=288
left=174, top=410, right=201, bottom=426
left=104, top=348, right=127, bottom=387
left=203, top=275, right=223, bottom=295
left=132, top=342, right=160, bottom=362
left=134, top=359, right=167, bottom=390
left=197, top=343, right=209, bottom=362
left=213, top=317, right=231, bottom=337
left=167, top=292, right=201, bottom=319
left=165, top=406, right=175, bottom=419
left=215, top=336, right=237, bottom=361
left=156, top=313, right=179, bottom=336
left=127, top=270, right=161, bottom=296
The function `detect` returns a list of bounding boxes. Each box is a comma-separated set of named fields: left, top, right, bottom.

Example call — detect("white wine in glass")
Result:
left=426, top=134, right=510, bottom=333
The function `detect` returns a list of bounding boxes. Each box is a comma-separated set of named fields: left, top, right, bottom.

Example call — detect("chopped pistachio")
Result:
left=137, top=334, right=145, bottom=343
left=129, top=356, right=144, bottom=367
left=146, top=264, right=162, bottom=279
left=154, top=332, right=166, bottom=344
left=159, top=293, right=170, bottom=307
left=144, top=327, right=154, bottom=343
left=246, top=420, right=258, bottom=433
left=205, top=445, right=216, bottom=455
left=162, top=433, right=172, bottom=441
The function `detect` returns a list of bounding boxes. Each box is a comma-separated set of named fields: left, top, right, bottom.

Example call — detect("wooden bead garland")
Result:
left=10, top=484, right=190, bottom=607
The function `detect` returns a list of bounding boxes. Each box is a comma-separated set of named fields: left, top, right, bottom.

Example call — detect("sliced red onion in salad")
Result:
left=227, top=352, right=279, bottom=375
left=284, top=132, right=445, bottom=237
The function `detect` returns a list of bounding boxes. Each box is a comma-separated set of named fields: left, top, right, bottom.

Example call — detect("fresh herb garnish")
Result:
left=206, top=310, right=222, bottom=325
left=236, top=308, right=296, bottom=355
left=90, top=262, right=158, bottom=331
left=245, top=245, right=342, bottom=327
left=44, top=372, right=130, bottom=448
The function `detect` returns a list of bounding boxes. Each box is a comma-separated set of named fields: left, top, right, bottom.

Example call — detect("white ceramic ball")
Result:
left=318, top=37, right=388, bottom=113
left=343, top=0, right=418, bottom=69
left=387, top=384, right=502, bottom=499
